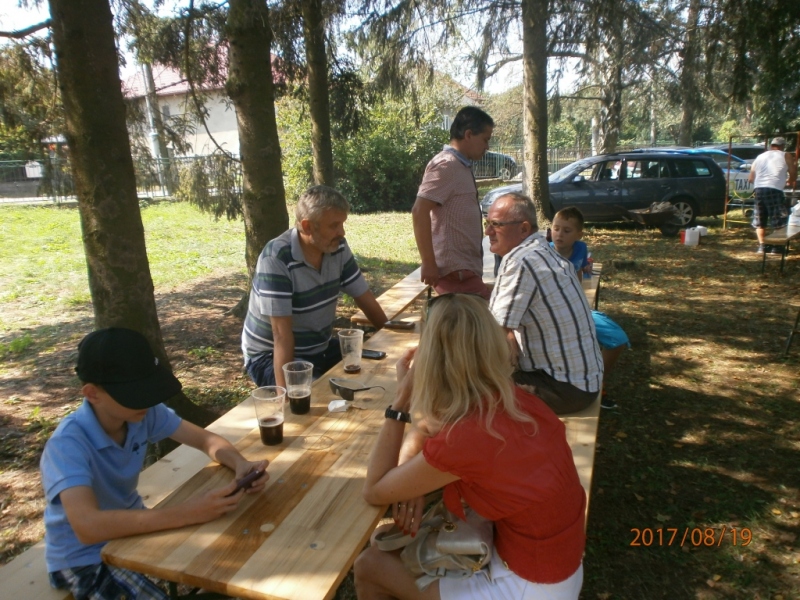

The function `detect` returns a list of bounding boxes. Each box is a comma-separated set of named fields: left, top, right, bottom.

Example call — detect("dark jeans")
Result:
left=246, top=339, right=343, bottom=387
left=513, top=369, right=598, bottom=415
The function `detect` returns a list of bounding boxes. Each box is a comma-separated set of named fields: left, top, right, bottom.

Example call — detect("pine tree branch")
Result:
left=0, top=20, right=51, bottom=39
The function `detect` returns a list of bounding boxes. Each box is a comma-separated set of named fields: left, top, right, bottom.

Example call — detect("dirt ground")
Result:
left=2, top=220, right=799, bottom=598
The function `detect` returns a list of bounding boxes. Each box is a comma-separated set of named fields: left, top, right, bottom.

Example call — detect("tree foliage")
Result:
left=0, top=40, right=62, bottom=160
left=277, top=92, right=447, bottom=212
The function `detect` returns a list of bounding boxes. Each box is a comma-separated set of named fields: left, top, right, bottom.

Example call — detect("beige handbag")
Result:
left=375, top=497, right=494, bottom=591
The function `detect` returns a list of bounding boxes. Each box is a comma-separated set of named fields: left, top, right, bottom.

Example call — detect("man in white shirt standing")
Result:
left=749, top=137, right=790, bottom=254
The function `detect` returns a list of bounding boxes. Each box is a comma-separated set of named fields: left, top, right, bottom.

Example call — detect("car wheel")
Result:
left=499, top=167, right=512, bottom=180
left=671, top=198, right=697, bottom=226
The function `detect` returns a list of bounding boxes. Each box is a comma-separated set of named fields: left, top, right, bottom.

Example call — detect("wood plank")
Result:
left=351, top=267, right=427, bottom=325
left=765, top=224, right=800, bottom=244
left=559, top=395, right=602, bottom=516
left=0, top=542, right=73, bottom=600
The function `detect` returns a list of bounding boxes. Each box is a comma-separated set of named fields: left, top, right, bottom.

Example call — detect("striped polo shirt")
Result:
left=490, top=232, right=603, bottom=393
left=241, top=228, right=369, bottom=361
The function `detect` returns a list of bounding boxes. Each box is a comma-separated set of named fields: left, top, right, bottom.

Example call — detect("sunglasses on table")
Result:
left=328, top=377, right=385, bottom=401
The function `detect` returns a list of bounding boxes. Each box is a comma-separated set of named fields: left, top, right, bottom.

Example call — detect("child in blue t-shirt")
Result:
left=551, top=207, right=630, bottom=409
left=41, top=328, right=269, bottom=600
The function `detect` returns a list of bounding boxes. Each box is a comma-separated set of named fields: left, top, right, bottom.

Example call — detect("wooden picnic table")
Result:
left=102, top=325, right=420, bottom=600
left=102, top=247, right=604, bottom=600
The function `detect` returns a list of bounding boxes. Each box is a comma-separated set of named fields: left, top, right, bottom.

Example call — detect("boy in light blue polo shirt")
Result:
left=41, top=328, right=269, bottom=600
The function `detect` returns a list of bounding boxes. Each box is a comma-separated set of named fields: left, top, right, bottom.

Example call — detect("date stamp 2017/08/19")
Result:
left=630, top=527, right=752, bottom=547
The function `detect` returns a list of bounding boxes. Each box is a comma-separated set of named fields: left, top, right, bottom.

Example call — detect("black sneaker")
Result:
left=756, top=244, right=766, bottom=254
left=601, top=395, right=618, bottom=410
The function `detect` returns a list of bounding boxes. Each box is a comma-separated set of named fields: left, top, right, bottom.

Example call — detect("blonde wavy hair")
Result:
left=412, top=294, right=537, bottom=438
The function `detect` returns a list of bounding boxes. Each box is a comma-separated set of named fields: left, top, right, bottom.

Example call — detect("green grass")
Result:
left=0, top=202, right=419, bottom=332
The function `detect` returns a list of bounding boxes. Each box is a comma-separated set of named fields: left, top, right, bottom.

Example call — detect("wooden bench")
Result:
left=762, top=224, right=800, bottom=273
left=0, top=399, right=260, bottom=600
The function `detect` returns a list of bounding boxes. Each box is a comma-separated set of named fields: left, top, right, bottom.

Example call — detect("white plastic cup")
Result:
left=338, top=329, right=364, bottom=374
left=252, top=386, right=286, bottom=446
left=282, top=361, right=313, bottom=415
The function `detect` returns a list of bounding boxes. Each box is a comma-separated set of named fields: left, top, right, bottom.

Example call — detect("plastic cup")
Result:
left=252, top=386, right=286, bottom=446
left=282, top=360, right=313, bottom=415
left=338, top=329, right=364, bottom=374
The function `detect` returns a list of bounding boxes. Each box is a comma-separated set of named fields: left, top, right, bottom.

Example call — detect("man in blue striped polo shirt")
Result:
left=242, top=185, right=388, bottom=387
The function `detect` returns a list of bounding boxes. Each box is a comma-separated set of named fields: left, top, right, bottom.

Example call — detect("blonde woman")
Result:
left=355, top=294, right=586, bottom=600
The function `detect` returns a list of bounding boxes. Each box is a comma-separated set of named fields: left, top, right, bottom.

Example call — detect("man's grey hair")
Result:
left=496, top=192, right=539, bottom=231
left=295, top=185, right=350, bottom=225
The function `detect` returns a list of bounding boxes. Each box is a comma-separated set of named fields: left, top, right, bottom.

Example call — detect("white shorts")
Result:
left=439, top=548, right=583, bottom=600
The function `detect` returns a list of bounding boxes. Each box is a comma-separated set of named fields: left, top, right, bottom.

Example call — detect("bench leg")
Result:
left=168, top=582, right=232, bottom=599
left=784, top=308, right=800, bottom=358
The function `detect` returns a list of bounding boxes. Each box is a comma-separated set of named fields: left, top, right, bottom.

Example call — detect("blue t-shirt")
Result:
left=550, top=240, right=589, bottom=273
left=40, top=400, right=181, bottom=572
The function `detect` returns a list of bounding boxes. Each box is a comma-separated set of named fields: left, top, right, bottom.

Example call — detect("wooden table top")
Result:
left=102, top=253, right=602, bottom=600
left=102, top=326, right=421, bottom=600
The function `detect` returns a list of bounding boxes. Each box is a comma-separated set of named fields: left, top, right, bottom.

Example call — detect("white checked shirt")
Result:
left=490, top=232, right=603, bottom=393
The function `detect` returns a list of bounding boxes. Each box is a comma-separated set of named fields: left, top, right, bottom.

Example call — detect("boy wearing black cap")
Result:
left=41, top=328, right=268, bottom=600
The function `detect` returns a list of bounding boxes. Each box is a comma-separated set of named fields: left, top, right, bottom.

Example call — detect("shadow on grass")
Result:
left=583, top=219, right=800, bottom=597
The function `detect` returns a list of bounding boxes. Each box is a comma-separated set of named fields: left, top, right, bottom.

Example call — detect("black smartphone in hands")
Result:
left=362, top=349, right=387, bottom=360
left=384, top=320, right=415, bottom=330
left=226, top=468, right=264, bottom=497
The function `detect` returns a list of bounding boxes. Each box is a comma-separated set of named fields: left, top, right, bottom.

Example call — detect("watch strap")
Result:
left=384, top=405, right=411, bottom=423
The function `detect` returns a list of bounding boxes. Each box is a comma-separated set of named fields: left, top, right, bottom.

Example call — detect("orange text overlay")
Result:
left=630, top=527, right=752, bottom=547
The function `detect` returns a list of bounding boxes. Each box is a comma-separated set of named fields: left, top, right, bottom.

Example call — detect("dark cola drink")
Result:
left=259, top=416, right=284, bottom=445
left=288, top=389, right=311, bottom=415
left=344, top=364, right=361, bottom=374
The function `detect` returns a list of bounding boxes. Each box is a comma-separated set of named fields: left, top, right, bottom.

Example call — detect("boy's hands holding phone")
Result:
left=226, top=461, right=269, bottom=496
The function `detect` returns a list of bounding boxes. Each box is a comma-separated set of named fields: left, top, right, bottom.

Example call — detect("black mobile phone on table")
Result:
left=384, top=320, right=415, bottom=330
left=226, top=468, right=264, bottom=496
left=362, top=349, right=387, bottom=360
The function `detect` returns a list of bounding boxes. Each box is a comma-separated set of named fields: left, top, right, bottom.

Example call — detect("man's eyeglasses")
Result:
left=484, top=219, right=523, bottom=229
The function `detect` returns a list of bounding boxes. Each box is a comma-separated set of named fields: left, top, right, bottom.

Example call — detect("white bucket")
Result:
left=684, top=227, right=700, bottom=246
left=695, top=226, right=708, bottom=236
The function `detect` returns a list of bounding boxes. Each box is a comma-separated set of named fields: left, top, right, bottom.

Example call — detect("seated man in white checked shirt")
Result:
left=487, top=192, right=603, bottom=414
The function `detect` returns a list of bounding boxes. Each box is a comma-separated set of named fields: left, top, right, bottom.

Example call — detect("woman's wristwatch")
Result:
left=384, top=405, right=411, bottom=423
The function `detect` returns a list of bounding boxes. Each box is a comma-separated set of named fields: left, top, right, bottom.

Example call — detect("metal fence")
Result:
left=0, top=155, right=243, bottom=204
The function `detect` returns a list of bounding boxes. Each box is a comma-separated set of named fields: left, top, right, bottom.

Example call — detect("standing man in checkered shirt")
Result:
left=487, top=192, right=603, bottom=415
left=748, top=136, right=790, bottom=254
left=412, top=106, right=494, bottom=299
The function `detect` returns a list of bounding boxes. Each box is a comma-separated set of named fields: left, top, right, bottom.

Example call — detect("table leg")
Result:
left=783, top=307, right=800, bottom=357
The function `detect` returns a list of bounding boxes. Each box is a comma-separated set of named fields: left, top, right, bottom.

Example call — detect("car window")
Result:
left=671, top=159, right=712, bottom=177
left=550, top=159, right=593, bottom=183
left=627, top=160, right=664, bottom=179
left=595, top=160, right=620, bottom=181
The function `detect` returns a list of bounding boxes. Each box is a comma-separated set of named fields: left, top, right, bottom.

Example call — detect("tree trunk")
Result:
left=141, top=61, right=175, bottom=194
left=598, top=63, right=623, bottom=154
left=48, top=0, right=213, bottom=424
left=302, top=0, right=335, bottom=186
left=521, top=0, right=551, bottom=225
left=678, top=0, right=701, bottom=147
left=226, top=0, right=289, bottom=286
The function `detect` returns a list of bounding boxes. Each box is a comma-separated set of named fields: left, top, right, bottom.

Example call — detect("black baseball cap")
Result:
left=75, top=328, right=182, bottom=409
